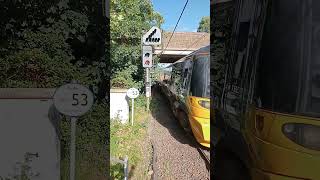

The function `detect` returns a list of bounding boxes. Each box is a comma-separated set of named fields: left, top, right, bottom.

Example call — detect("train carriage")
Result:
left=159, top=45, right=210, bottom=148
left=212, top=0, right=320, bottom=179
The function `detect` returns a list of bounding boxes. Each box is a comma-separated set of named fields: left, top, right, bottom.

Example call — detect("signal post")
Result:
left=142, top=27, right=162, bottom=111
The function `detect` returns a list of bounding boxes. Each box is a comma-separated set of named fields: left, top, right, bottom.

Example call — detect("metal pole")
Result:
left=146, top=67, right=150, bottom=111
left=70, top=116, right=77, bottom=180
left=132, top=99, right=134, bottom=126
left=124, top=156, right=128, bottom=180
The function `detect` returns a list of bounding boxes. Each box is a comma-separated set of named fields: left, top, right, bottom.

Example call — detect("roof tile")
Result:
left=156, top=32, right=210, bottom=51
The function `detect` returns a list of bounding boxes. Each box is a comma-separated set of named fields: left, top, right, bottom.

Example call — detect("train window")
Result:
left=170, top=63, right=183, bottom=95
left=237, top=22, right=250, bottom=51
left=273, top=0, right=299, bottom=18
left=190, top=55, right=210, bottom=98
left=181, top=59, right=193, bottom=94
left=309, top=72, right=320, bottom=114
left=256, top=0, right=302, bottom=114
left=305, top=2, right=320, bottom=116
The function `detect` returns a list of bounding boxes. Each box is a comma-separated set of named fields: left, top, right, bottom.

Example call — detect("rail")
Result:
left=186, top=133, right=210, bottom=172
left=197, top=147, right=210, bottom=171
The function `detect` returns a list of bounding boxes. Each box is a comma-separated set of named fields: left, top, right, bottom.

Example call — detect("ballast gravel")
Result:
left=148, top=88, right=209, bottom=180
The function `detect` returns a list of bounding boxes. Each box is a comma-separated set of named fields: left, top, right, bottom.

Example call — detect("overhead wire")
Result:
left=153, top=0, right=190, bottom=60
left=163, top=0, right=189, bottom=53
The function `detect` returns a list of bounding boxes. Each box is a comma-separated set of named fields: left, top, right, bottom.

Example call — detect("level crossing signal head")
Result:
left=142, top=45, right=152, bottom=67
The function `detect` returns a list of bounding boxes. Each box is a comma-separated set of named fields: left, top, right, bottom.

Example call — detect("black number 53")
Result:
left=72, top=93, right=88, bottom=106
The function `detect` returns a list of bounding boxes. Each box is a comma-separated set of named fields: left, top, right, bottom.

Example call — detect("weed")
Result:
left=110, top=95, right=151, bottom=179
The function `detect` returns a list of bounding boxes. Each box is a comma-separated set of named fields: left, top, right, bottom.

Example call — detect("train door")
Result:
left=211, top=0, right=234, bottom=146
left=221, top=0, right=257, bottom=132
left=213, top=0, right=268, bottom=179
left=168, top=62, right=184, bottom=117
left=175, top=58, right=194, bottom=130
left=169, top=63, right=183, bottom=97
left=174, top=59, right=193, bottom=115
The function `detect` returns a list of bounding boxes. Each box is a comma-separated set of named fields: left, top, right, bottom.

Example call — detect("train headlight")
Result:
left=198, top=100, right=210, bottom=109
left=282, top=123, right=320, bottom=151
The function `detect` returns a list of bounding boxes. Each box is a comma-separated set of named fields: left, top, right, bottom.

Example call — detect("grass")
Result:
left=59, top=102, right=109, bottom=180
left=110, top=95, right=152, bottom=179
left=60, top=144, right=108, bottom=180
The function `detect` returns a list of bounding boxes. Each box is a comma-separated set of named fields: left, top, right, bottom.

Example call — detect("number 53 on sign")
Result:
left=53, top=83, right=94, bottom=117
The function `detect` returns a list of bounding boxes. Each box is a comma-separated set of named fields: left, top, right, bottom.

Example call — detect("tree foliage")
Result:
left=0, top=0, right=108, bottom=178
left=110, top=0, right=163, bottom=89
left=197, top=16, right=210, bottom=33
left=0, top=0, right=107, bottom=100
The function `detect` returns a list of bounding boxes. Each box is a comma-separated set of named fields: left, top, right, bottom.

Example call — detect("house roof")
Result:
left=156, top=32, right=210, bottom=51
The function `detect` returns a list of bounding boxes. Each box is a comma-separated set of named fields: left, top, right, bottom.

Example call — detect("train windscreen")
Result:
left=256, top=0, right=320, bottom=117
left=190, top=55, right=210, bottom=98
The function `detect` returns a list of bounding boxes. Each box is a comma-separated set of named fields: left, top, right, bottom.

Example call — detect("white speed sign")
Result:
left=127, top=88, right=139, bottom=99
left=53, top=83, right=94, bottom=117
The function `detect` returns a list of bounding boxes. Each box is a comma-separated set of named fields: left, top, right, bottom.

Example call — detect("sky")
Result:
left=152, top=0, right=210, bottom=32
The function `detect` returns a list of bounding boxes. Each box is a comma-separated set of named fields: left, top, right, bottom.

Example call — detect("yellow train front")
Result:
left=160, top=46, right=210, bottom=148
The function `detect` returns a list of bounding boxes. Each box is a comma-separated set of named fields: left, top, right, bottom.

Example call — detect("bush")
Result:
left=59, top=101, right=109, bottom=179
left=110, top=66, right=143, bottom=89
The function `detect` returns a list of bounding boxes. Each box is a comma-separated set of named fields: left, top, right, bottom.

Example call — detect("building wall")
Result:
left=110, top=89, right=130, bottom=124
left=0, top=98, right=60, bottom=180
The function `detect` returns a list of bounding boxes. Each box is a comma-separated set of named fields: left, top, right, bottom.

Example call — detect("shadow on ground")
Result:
left=149, top=85, right=196, bottom=148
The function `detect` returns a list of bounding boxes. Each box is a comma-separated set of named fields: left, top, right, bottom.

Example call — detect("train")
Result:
left=157, top=45, right=210, bottom=148
left=212, top=0, right=320, bottom=180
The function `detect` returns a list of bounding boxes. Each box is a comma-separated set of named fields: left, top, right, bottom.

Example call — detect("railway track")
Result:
left=197, top=145, right=210, bottom=172
left=186, top=133, right=211, bottom=172
left=197, top=146, right=210, bottom=168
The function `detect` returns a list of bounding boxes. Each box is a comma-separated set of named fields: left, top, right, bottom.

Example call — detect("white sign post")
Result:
left=126, top=88, right=139, bottom=126
left=53, top=82, right=94, bottom=180
left=142, top=45, right=153, bottom=68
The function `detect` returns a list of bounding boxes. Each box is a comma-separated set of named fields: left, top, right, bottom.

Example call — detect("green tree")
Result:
left=197, top=16, right=210, bottom=33
left=0, top=0, right=108, bottom=100
left=110, top=0, right=163, bottom=89
left=0, top=0, right=109, bottom=178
